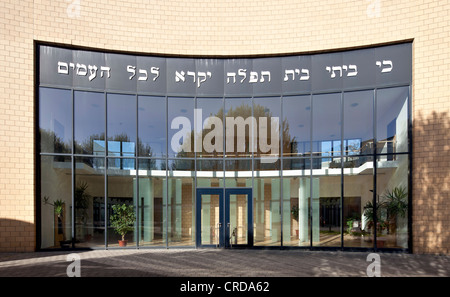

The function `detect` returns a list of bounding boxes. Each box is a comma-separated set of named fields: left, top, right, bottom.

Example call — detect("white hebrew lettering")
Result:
left=175, top=71, right=185, bottom=82
left=100, top=66, right=111, bottom=78
left=260, top=71, right=271, bottom=83
left=57, top=61, right=110, bottom=79
left=187, top=71, right=196, bottom=83
left=238, top=69, right=247, bottom=83
left=127, top=65, right=136, bottom=80
left=376, top=60, right=393, bottom=73
left=138, top=69, right=148, bottom=81
left=197, top=71, right=212, bottom=88
left=300, top=69, right=310, bottom=80
left=175, top=70, right=211, bottom=87
left=326, top=65, right=358, bottom=78
left=227, top=72, right=237, bottom=84
left=284, top=69, right=295, bottom=81
left=88, top=65, right=98, bottom=81
left=249, top=71, right=258, bottom=83
left=348, top=64, right=358, bottom=76
left=58, top=62, right=69, bottom=75
left=260, top=71, right=269, bottom=82
left=197, top=72, right=206, bottom=88
left=332, top=66, right=343, bottom=78
left=284, top=68, right=310, bottom=81
left=150, top=67, right=160, bottom=81
left=76, top=63, right=87, bottom=76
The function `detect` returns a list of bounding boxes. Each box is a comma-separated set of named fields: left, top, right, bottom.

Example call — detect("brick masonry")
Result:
left=0, top=0, right=449, bottom=253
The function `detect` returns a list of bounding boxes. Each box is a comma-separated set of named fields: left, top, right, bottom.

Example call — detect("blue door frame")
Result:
left=196, top=188, right=253, bottom=248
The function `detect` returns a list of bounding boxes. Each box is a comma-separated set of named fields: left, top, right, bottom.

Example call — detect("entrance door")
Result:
left=196, top=188, right=253, bottom=248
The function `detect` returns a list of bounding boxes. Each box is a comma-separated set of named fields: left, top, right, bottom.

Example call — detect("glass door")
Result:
left=196, top=188, right=223, bottom=248
left=225, top=188, right=253, bottom=248
left=196, top=188, right=253, bottom=248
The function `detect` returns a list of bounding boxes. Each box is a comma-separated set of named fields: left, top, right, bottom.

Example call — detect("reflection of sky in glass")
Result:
left=74, top=91, right=105, bottom=154
left=254, top=97, right=280, bottom=118
left=283, top=95, right=310, bottom=154
left=344, top=90, right=373, bottom=148
left=313, top=93, right=341, bottom=155
left=39, top=87, right=72, bottom=147
left=107, top=94, right=136, bottom=142
left=138, top=96, right=166, bottom=157
left=376, top=87, right=409, bottom=141
left=197, top=97, right=222, bottom=121
left=225, top=97, right=251, bottom=116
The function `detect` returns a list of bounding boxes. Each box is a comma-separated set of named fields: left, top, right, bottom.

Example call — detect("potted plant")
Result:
left=110, top=203, right=136, bottom=247
left=74, top=181, right=92, bottom=241
left=363, top=186, right=408, bottom=246
left=379, top=186, right=408, bottom=234
left=43, top=197, right=68, bottom=247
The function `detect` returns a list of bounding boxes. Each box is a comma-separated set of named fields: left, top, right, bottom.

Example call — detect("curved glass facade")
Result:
left=38, top=43, right=412, bottom=250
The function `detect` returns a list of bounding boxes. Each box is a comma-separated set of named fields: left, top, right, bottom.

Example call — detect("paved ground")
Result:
left=0, top=248, right=449, bottom=277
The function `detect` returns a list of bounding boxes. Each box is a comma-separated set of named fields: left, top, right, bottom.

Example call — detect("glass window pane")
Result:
left=74, top=156, right=105, bottom=248
left=229, top=193, right=248, bottom=245
left=74, top=91, right=105, bottom=155
left=168, top=97, right=195, bottom=158
left=312, top=93, right=341, bottom=157
left=40, top=156, right=72, bottom=249
left=138, top=159, right=167, bottom=247
left=138, top=96, right=166, bottom=157
left=224, top=97, right=253, bottom=158
left=343, top=156, right=374, bottom=248
left=283, top=158, right=310, bottom=171
left=197, top=159, right=223, bottom=188
left=200, top=194, right=221, bottom=246
left=168, top=159, right=195, bottom=246
left=376, top=154, right=409, bottom=248
left=344, top=90, right=373, bottom=155
left=107, top=93, right=136, bottom=156
left=282, top=162, right=310, bottom=247
left=312, top=158, right=342, bottom=247
left=282, top=95, right=311, bottom=157
left=253, top=97, right=281, bottom=158
left=225, top=159, right=252, bottom=188
left=107, top=158, right=136, bottom=247
left=197, top=97, right=224, bottom=158
left=39, top=87, right=72, bottom=154
left=254, top=159, right=281, bottom=246
left=376, top=87, right=409, bottom=154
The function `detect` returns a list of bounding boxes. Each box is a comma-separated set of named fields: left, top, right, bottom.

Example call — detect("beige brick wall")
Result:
left=0, top=0, right=449, bottom=253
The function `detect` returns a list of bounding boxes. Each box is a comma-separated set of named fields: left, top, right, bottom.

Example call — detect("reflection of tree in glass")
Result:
left=40, top=128, right=71, bottom=153
left=75, top=132, right=105, bottom=154
left=173, top=103, right=293, bottom=158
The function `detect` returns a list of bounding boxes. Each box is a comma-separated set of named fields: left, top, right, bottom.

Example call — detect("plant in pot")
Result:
left=379, top=186, right=408, bottom=235
left=362, top=200, right=380, bottom=240
left=363, top=186, right=408, bottom=246
left=44, top=197, right=68, bottom=247
left=110, top=203, right=136, bottom=247
left=74, top=181, right=92, bottom=241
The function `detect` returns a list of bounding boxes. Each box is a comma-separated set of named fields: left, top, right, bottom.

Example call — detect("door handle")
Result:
left=227, top=223, right=232, bottom=247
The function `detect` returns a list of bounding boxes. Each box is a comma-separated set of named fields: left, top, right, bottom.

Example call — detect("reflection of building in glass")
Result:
left=37, top=44, right=411, bottom=251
